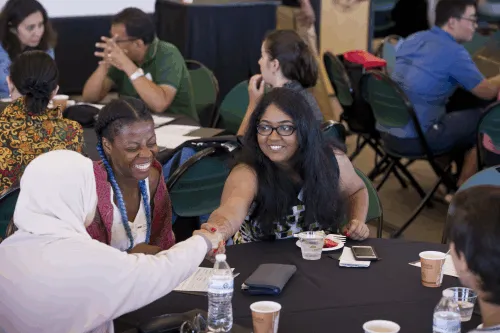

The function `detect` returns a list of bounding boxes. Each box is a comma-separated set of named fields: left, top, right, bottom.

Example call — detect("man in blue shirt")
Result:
left=379, top=0, right=500, bottom=187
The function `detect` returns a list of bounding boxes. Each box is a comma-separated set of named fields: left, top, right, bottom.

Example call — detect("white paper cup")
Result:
left=419, top=251, right=446, bottom=287
left=52, top=94, right=69, bottom=110
left=250, top=301, right=281, bottom=333
left=363, top=320, right=401, bottom=333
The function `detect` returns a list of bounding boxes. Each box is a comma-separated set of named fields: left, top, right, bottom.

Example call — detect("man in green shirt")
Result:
left=82, top=8, right=198, bottom=121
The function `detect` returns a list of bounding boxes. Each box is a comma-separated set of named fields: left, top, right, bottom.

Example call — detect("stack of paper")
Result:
left=160, top=124, right=201, bottom=136
left=174, top=267, right=235, bottom=293
left=339, top=247, right=371, bottom=268
left=409, top=255, right=458, bottom=277
left=151, top=115, right=175, bottom=127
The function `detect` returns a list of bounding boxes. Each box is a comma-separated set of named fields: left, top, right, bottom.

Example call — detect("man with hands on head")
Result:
left=82, top=7, right=198, bottom=120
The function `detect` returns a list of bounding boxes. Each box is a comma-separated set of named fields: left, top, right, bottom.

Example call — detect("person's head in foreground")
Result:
left=7, top=50, right=58, bottom=113
left=0, top=150, right=221, bottom=333
left=110, top=7, right=155, bottom=63
left=259, top=29, right=318, bottom=89
left=435, top=0, right=477, bottom=43
left=240, top=87, right=346, bottom=235
left=0, top=0, right=56, bottom=59
left=447, top=185, right=500, bottom=329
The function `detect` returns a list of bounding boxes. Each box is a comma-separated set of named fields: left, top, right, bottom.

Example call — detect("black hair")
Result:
left=446, top=185, right=500, bottom=305
left=10, top=50, right=58, bottom=115
left=435, top=0, right=477, bottom=27
left=238, top=88, right=346, bottom=237
left=112, top=7, right=155, bottom=45
left=95, top=96, right=154, bottom=142
left=94, top=97, right=154, bottom=251
left=0, top=0, right=57, bottom=60
left=264, top=30, right=318, bottom=88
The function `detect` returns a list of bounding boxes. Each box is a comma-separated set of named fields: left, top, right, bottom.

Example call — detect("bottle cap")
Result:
left=215, top=254, right=227, bottom=261
left=443, top=289, right=454, bottom=298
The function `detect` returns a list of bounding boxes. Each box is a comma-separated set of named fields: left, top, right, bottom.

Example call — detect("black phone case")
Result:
left=351, top=246, right=380, bottom=261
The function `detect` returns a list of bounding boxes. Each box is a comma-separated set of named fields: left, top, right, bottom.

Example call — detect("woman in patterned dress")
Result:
left=200, top=88, right=369, bottom=244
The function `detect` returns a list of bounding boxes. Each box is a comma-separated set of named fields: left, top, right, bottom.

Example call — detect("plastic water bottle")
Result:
left=433, top=289, right=461, bottom=333
left=207, top=254, right=233, bottom=332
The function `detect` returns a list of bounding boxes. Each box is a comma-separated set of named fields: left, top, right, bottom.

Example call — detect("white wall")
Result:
left=0, top=0, right=156, bottom=18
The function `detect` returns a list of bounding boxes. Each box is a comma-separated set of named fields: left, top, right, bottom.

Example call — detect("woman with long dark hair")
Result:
left=238, top=29, right=323, bottom=135
left=201, top=88, right=369, bottom=243
left=0, top=0, right=57, bottom=98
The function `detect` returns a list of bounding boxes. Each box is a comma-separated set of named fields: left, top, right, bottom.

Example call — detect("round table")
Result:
left=115, top=238, right=481, bottom=332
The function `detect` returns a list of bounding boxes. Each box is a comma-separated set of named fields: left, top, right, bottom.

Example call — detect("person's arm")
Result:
left=335, top=151, right=369, bottom=240
left=237, top=74, right=264, bottom=136
left=200, top=164, right=258, bottom=241
left=452, top=48, right=499, bottom=100
left=82, top=63, right=114, bottom=103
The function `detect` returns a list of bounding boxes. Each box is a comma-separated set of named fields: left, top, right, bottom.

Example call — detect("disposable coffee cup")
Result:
left=250, top=301, right=281, bottom=333
left=52, top=94, right=69, bottom=110
left=363, top=320, right=401, bottom=333
left=419, top=251, right=446, bottom=287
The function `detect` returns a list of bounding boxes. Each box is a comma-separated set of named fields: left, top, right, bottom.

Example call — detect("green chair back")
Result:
left=373, top=0, right=397, bottom=11
left=478, top=102, right=500, bottom=168
left=321, top=120, right=346, bottom=143
left=168, top=149, right=231, bottom=218
left=217, top=81, right=249, bottom=135
left=355, top=168, right=383, bottom=238
left=323, top=52, right=354, bottom=107
left=186, top=60, right=219, bottom=127
left=364, top=70, right=411, bottom=128
left=0, top=187, right=20, bottom=237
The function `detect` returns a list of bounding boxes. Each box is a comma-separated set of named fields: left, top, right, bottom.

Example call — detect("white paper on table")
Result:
left=151, top=115, right=175, bottom=127
left=339, top=247, right=371, bottom=268
left=159, top=124, right=201, bottom=136
left=76, top=102, right=105, bottom=110
left=174, top=267, right=235, bottom=292
left=154, top=131, right=200, bottom=149
left=409, top=255, right=458, bottom=278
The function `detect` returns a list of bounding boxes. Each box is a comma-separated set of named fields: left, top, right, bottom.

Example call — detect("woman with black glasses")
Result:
left=199, top=88, right=369, bottom=244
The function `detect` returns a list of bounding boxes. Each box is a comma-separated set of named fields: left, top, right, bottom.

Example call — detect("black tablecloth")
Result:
left=83, top=114, right=222, bottom=161
left=155, top=0, right=279, bottom=100
left=115, top=238, right=481, bottom=332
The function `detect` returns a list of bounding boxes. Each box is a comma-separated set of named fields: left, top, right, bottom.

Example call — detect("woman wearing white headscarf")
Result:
left=0, top=150, right=222, bottom=333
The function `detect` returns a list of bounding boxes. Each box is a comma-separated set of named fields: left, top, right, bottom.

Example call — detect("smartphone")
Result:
left=351, top=246, right=379, bottom=261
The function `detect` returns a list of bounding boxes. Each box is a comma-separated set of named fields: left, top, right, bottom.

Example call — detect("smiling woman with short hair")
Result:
left=86, top=97, right=175, bottom=254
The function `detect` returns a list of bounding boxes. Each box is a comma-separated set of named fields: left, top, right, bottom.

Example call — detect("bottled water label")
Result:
left=433, top=312, right=461, bottom=333
left=208, top=278, right=234, bottom=294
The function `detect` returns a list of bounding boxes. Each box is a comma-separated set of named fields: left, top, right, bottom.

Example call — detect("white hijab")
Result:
left=0, top=150, right=209, bottom=333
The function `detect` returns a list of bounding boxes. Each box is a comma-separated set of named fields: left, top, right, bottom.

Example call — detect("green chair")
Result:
left=373, top=0, right=397, bottom=35
left=323, top=52, right=406, bottom=187
left=216, top=81, right=249, bottom=135
left=363, top=70, right=457, bottom=238
left=477, top=101, right=500, bottom=170
left=0, top=186, right=20, bottom=238
left=166, top=145, right=236, bottom=219
left=186, top=60, right=219, bottom=128
left=321, top=120, right=346, bottom=143
left=355, top=168, right=384, bottom=238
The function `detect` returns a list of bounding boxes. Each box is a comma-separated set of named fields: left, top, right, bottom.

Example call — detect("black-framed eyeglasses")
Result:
left=115, top=38, right=139, bottom=44
left=459, top=16, right=478, bottom=24
left=256, top=124, right=296, bottom=136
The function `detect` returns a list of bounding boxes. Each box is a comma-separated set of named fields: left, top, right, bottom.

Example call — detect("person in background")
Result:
left=477, top=0, right=500, bottom=19
left=0, top=50, right=83, bottom=196
left=447, top=185, right=500, bottom=333
left=380, top=0, right=500, bottom=193
left=238, top=29, right=323, bottom=136
left=82, top=7, right=197, bottom=120
left=86, top=97, right=180, bottom=255
left=0, top=0, right=56, bottom=99
left=0, top=150, right=223, bottom=333
left=200, top=88, right=369, bottom=244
